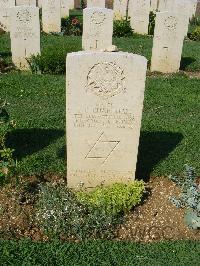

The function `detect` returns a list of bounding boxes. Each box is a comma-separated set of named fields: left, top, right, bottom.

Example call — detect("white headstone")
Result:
left=150, top=0, right=158, bottom=11
left=67, top=51, right=147, bottom=189
left=129, top=0, right=151, bottom=35
left=82, top=7, right=113, bottom=51
left=67, top=0, right=74, bottom=9
left=151, top=11, right=188, bottom=73
left=10, top=6, right=40, bottom=69
left=42, top=0, right=61, bottom=33
left=37, top=0, right=42, bottom=8
left=190, top=0, right=197, bottom=18
left=61, top=0, right=69, bottom=18
left=16, top=0, right=36, bottom=6
left=158, top=0, right=192, bottom=35
left=87, top=0, right=105, bottom=8
left=113, top=0, right=128, bottom=20
left=0, top=0, right=15, bottom=32
left=158, top=0, right=197, bottom=19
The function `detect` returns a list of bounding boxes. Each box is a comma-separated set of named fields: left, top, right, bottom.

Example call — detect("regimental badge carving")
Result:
left=17, top=9, right=32, bottom=24
left=85, top=132, right=120, bottom=165
left=164, top=16, right=177, bottom=31
left=91, top=11, right=106, bottom=25
left=86, top=62, right=126, bottom=99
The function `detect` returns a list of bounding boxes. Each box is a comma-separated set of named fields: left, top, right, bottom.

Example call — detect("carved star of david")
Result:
left=85, top=132, right=120, bottom=164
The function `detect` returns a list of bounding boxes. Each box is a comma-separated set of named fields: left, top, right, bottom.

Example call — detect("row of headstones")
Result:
left=2, top=2, right=195, bottom=189
left=114, top=0, right=197, bottom=35
left=0, top=0, right=74, bottom=33
left=8, top=3, right=191, bottom=73
left=1, top=0, right=198, bottom=35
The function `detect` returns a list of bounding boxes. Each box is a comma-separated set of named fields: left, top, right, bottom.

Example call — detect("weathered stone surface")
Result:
left=113, top=0, right=127, bottom=20
left=61, top=0, right=69, bottom=18
left=67, top=0, right=74, bottom=9
left=87, top=0, right=105, bottom=8
left=82, top=7, right=113, bottom=51
left=128, top=0, right=150, bottom=35
left=10, top=6, right=40, bottom=69
left=42, top=0, right=61, bottom=33
left=37, top=0, right=42, bottom=8
left=66, top=51, right=147, bottom=189
left=0, top=0, right=15, bottom=32
left=151, top=11, right=188, bottom=73
left=158, top=0, right=197, bottom=19
left=150, top=0, right=158, bottom=11
left=16, top=0, right=36, bottom=6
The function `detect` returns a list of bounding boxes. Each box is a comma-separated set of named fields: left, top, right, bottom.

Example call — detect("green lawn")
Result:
left=1, top=33, right=200, bottom=71
left=0, top=32, right=200, bottom=178
left=0, top=73, right=199, bottom=178
left=0, top=239, right=199, bottom=265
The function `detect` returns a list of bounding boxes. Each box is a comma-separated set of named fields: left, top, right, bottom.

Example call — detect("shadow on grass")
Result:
left=6, top=128, right=64, bottom=159
left=180, top=57, right=196, bottom=70
left=136, top=131, right=183, bottom=182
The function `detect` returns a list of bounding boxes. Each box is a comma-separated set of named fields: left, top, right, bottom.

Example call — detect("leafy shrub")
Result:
left=62, top=16, right=82, bottom=36
left=0, top=99, right=15, bottom=180
left=28, top=49, right=66, bottom=75
left=0, top=56, right=14, bottom=73
left=36, top=182, right=120, bottom=240
left=148, top=11, right=156, bottom=35
left=113, top=19, right=133, bottom=37
left=28, top=46, right=73, bottom=75
left=0, top=27, right=5, bottom=35
left=190, top=16, right=200, bottom=26
left=169, top=165, right=200, bottom=229
left=188, top=26, right=200, bottom=41
left=77, top=181, right=145, bottom=216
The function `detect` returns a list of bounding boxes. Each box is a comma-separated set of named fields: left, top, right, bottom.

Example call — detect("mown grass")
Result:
left=0, top=32, right=200, bottom=71
left=0, top=73, right=199, bottom=178
left=0, top=239, right=199, bottom=265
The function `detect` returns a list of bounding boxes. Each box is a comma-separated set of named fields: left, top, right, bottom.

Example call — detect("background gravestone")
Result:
left=129, top=0, right=150, bottom=35
left=16, top=0, right=36, bottom=6
left=10, top=6, right=40, bottom=69
left=150, top=0, right=158, bottom=11
left=61, top=0, right=69, bottom=18
left=151, top=11, right=188, bottom=73
left=67, top=51, right=147, bottom=188
left=0, top=0, right=15, bottom=32
left=82, top=7, right=113, bottom=51
left=113, top=0, right=128, bottom=19
left=87, top=0, right=105, bottom=7
left=42, top=0, right=61, bottom=33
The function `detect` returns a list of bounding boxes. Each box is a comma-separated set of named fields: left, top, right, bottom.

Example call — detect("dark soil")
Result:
left=0, top=175, right=199, bottom=242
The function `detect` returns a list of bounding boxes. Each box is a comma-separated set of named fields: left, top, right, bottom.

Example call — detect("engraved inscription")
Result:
left=17, top=9, right=32, bottom=24
left=164, top=16, right=177, bottom=31
left=86, top=62, right=126, bottom=99
left=85, top=132, right=120, bottom=164
left=91, top=11, right=106, bottom=25
left=73, top=103, right=135, bottom=129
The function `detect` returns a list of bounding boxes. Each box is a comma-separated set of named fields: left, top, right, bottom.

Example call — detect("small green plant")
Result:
left=80, top=0, right=86, bottom=9
left=28, top=50, right=67, bottom=75
left=113, top=19, right=133, bottom=37
left=169, top=165, right=200, bottom=230
left=188, top=26, right=200, bottom=41
left=190, top=15, right=200, bottom=26
left=148, top=11, right=156, bottom=35
left=77, top=181, right=145, bottom=216
left=0, top=99, right=15, bottom=179
left=36, top=182, right=120, bottom=240
left=62, top=16, right=82, bottom=36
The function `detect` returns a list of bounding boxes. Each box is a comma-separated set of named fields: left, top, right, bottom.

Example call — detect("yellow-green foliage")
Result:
left=189, top=26, right=200, bottom=41
left=76, top=181, right=145, bottom=216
